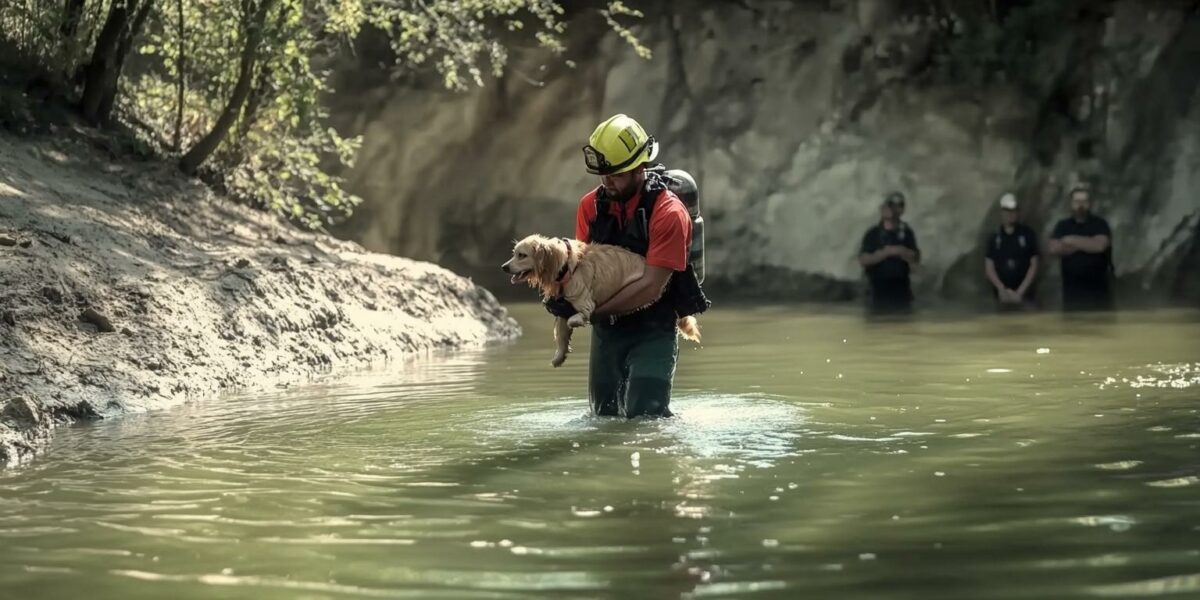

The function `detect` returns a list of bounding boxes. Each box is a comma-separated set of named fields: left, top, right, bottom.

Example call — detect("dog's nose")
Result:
left=500, top=262, right=511, bottom=273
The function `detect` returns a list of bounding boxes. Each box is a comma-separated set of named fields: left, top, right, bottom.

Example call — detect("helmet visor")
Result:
left=582, top=137, right=655, bottom=175
left=582, top=145, right=611, bottom=175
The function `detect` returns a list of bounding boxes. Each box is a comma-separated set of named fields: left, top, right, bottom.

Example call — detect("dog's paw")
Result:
left=567, top=314, right=588, bottom=328
left=551, top=353, right=566, bottom=368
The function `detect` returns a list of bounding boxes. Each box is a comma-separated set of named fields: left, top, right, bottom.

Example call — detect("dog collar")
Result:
left=555, top=237, right=573, bottom=284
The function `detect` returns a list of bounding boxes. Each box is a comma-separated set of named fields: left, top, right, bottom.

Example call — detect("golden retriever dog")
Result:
left=502, top=234, right=701, bottom=367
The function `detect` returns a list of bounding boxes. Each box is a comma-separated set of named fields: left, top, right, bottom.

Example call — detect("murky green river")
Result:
left=2, top=303, right=1199, bottom=599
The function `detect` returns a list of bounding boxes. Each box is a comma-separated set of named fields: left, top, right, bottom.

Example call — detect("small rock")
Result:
left=220, top=273, right=247, bottom=292
left=273, top=235, right=288, bottom=245
left=1, top=311, right=14, bottom=326
left=41, top=286, right=64, bottom=304
left=0, top=235, right=16, bottom=247
left=40, top=230, right=71, bottom=245
left=79, top=308, right=115, bottom=333
left=235, top=258, right=251, bottom=269
left=18, top=240, right=30, bottom=248
left=120, top=327, right=133, bottom=336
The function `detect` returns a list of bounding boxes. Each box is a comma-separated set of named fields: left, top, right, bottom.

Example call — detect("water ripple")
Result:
left=1092, top=573, right=1200, bottom=597
left=1, top=305, right=1198, bottom=599
left=109, top=570, right=532, bottom=599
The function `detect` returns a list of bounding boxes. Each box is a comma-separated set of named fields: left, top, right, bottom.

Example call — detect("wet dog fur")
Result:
left=501, top=234, right=701, bottom=367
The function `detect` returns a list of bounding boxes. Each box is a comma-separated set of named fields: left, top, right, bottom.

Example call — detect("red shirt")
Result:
left=575, top=187, right=692, bottom=271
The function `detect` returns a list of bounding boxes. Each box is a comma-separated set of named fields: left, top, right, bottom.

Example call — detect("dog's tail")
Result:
left=677, top=316, right=701, bottom=343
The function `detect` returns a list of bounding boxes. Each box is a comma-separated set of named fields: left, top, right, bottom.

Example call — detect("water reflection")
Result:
left=1098, top=362, right=1200, bottom=390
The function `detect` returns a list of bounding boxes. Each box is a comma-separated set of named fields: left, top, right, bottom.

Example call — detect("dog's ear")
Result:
left=532, top=237, right=561, bottom=286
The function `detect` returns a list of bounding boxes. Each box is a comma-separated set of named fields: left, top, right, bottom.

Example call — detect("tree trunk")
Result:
left=228, top=62, right=273, bottom=165
left=172, top=0, right=186, bottom=152
left=58, top=0, right=90, bottom=82
left=79, top=0, right=156, bottom=125
left=79, top=0, right=133, bottom=123
left=95, top=0, right=156, bottom=123
left=60, top=0, right=87, bottom=39
left=179, top=0, right=277, bottom=174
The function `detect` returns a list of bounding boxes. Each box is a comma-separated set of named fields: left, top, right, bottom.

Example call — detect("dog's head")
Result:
left=501, top=234, right=566, bottom=294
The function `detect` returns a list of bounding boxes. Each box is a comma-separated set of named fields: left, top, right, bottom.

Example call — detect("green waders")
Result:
left=588, top=308, right=679, bottom=418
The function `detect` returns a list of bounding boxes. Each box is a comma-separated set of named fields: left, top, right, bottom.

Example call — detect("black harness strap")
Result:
left=589, top=176, right=664, bottom=256
left=555, top=237, right=573, bottom=284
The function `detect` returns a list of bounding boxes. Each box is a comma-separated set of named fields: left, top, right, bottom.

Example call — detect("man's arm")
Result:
left=1047, top=238, right=1073, bottom=255
left=1067, top=234, right=1109, bottom=254
left=903, top=228, right=921, bottom=264
left=593, top=265, right=673, bottom=317
left=1047, top=221, right=1073, bottom=255
left=984, top=258, right=1007, bottom=293
left=984, top=240, right=1008, bottom=293
left=1016, top=256, right=1039, bottom=297
left=1060, top=217, right=1111, bottom=254
left=859, top=246, right=896, bottom=267
left=858, top=229, right=892, bottom=267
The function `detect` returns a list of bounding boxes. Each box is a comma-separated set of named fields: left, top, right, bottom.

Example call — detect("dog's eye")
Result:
left=517, top=252, right=527, bottom=259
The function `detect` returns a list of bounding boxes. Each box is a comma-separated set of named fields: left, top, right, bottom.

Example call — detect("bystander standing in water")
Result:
left=1048, top=186, right=1115, bottom=311
left=858, top=191, right=920, bottom=314
left=984, top=192, right=1040, bottom=310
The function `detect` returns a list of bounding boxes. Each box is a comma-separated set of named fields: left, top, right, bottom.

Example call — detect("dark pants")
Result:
left=588, top=310, right=679, bottom=418
left=1062, top=277, right=1113, bottom=312
left=868, top=278, right=913, bottom=315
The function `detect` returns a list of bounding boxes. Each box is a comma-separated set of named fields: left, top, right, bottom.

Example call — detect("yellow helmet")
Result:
left=582, top=114, right=659, bottom=175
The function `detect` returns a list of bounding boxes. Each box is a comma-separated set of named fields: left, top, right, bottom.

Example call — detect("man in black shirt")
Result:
left=1048, top=186, right=1114, bottom=311
left=984, top=192, right=1040, bottom=309
left=858, top=191, right=920, bottom=313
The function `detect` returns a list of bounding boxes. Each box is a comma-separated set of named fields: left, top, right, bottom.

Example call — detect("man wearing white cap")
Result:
left=984, top=192, right=1040, bottom=308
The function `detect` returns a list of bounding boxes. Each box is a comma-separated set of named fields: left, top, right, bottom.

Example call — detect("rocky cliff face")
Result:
left=328, top=1, right=1200, bottom=307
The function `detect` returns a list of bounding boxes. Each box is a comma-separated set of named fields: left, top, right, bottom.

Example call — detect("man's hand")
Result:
left=1000, top=288, right=1021, bottom=304
left=1014, top=284, right=1032, bottom=303
left=1048, top=239, right=1075, bottom=256
left=886, top=245, right=916, bottom=262
left=858, top=250, right=885, bottom=267
left=543, top=296, right=577, bottom=318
